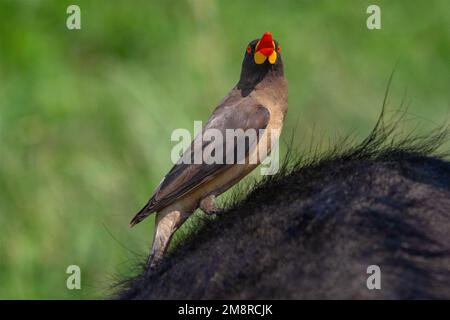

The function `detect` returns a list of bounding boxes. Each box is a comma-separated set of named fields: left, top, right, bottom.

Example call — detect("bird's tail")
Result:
left=129, top=204, right=152, bottom=227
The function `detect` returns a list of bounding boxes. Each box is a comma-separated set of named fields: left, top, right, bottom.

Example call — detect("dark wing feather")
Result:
left=130, top=100, right=269, bottom=225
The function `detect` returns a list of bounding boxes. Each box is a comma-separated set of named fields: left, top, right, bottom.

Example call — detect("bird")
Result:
left=130, top=31, right=288, bottom=269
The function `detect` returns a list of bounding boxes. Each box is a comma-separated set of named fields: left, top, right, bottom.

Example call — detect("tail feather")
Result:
left=129, top=204, right=152, bottom=227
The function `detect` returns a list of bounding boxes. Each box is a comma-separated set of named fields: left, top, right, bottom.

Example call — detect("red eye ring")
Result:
left=277, top=45, right=281, bottom=53
left=246, top=45, right=252, bottom=54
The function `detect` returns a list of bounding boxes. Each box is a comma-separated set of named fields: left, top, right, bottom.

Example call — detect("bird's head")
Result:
left=238, top=32, right=284, bottom=94
left=247, top=31, right=281, bottom=65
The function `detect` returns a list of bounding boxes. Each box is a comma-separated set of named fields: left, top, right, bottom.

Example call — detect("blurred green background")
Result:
left=0, top=0, right=448, bottom=299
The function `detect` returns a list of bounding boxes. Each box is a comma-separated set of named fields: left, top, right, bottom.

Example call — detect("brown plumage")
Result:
left=130, top=32, right=288, bottom=269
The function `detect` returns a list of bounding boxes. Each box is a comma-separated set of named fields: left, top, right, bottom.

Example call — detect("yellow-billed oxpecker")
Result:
left=130, top=32, right=288, bottom=268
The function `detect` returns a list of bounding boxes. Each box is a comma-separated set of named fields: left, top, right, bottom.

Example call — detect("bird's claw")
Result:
left=199, top=195, right=221, bottom=216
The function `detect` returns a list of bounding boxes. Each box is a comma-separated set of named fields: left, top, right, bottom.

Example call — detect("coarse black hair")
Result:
left=116, top=81, right=450, bottom=299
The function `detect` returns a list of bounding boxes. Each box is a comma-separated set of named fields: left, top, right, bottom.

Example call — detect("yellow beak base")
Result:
left=268, top=51, right=277, bottom=64
left=254, top=50, right=277, bottom=65
left=254, top=51, right=267, bottom=64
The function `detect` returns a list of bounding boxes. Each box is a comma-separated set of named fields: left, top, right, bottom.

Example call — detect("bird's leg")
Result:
left=199, top=194, right=221, bottom=215
left=146, top=208, right=187, bottom=271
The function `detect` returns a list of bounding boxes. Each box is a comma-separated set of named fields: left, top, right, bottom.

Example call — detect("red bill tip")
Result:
left=256, top=32, right=274, bottom=57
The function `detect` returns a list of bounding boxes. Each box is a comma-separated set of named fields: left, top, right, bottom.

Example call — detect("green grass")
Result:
left=0, top=0, right=448, bottom=299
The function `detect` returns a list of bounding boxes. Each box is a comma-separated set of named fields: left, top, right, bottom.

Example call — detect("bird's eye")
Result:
left=277, top=46, right=281, bottom=53
left=246, top=46, right=252, bottom=55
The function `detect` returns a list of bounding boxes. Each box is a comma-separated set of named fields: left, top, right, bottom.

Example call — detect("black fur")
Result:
left=117, top=106, right=450, bottom=299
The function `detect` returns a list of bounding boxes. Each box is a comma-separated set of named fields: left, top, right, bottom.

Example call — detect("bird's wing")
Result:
left=130, top=99, right=270, bottom=225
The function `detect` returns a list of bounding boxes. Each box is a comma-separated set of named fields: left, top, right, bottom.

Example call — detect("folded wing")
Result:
left=130, top=100, right=270, bottom=226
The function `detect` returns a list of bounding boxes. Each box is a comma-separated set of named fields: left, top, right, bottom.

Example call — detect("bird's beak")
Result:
left=254, top=32, right=277, bottom=65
